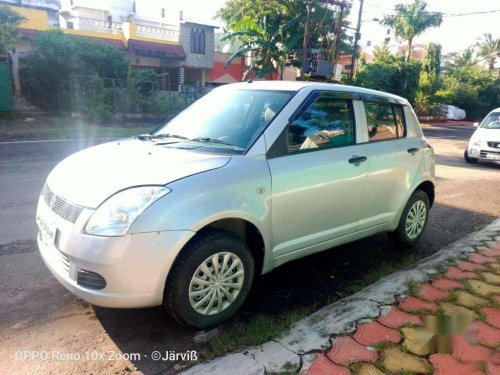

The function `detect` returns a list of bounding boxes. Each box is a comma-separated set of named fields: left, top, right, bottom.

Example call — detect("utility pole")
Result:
left=301, top=0, right=313, bottom=78
left=349, top=0, right=364, bottom=84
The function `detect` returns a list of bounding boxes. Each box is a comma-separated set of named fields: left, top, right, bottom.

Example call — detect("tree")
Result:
left=0, top=6, right=25, bottom=53
left=436, top=65, right=499, bottom=120
left=355, top=46, right=421, bottom=103
left=222, top=16, right=302, bottom=79
left=476, top=33, right=499, bottom=70
left=22, top=30, right=129, bottom=110
left=216, top=0, right=353, bottom=75
left=443, top=47, right=478, bottom=71
left=415, top=43, right=442, bottom=115
left=381, top=0, right=442, bottom=62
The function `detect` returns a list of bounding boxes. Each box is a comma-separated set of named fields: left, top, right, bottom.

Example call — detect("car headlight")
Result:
left=85, top=186, right=170, bottom=236
left=471, top=139, right=483, bottom=146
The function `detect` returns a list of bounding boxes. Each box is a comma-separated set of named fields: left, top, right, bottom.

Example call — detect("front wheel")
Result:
left=388, top=190, right=430, bottom=249
left=464, top=150, right=478, bottom=163
left=164, top=230, right=255, bottom=328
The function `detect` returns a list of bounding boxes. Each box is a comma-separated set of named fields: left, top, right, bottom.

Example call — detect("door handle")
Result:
left=348, top=155, right=367, bottom=164
left=407, top=147, right=420, bottom=154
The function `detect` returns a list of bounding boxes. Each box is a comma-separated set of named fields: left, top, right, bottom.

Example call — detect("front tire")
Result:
left=464, top=150, right=478, bottom=163
left=388, top=190, right=430, bottom=249
left=164, top=230, right=255, bottom=328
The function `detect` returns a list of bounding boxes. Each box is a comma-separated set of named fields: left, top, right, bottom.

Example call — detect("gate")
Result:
left=0, top=62, right=14, bottom=112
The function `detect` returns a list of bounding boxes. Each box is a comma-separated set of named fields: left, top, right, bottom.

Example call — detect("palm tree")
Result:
left=476, top=33, right=499, bottom=70
left=221, top=16, right=302, bottom=80
left=382, top=0, right=443, bottom=62
left=443, top=47, right=479, bottom=71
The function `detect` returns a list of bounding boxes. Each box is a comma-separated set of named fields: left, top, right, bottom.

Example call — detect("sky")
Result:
left=167, top=0, right=499, bottom=54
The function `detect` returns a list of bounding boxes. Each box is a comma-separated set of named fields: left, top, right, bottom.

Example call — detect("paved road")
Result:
left=0, top=126, right=499, bottom=375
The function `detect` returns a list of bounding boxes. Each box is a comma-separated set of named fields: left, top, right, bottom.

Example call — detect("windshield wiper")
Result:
left=189, top=137, right=237, bottom=147
left=138, top=133, right=189, bottom=141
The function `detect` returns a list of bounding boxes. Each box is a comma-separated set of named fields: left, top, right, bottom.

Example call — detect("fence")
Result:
left=69, top=75, right=212, bottom=120
left=0, top=61, right=14, bottom=112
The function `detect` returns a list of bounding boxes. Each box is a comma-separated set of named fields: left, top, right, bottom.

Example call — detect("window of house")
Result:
left=287, top=94, right=356, bottom=153
left=364, top=101, right=406, bottom=141
left=190, top=29, right=206, bottom=54
left=161, top=8, right=165, bottom=18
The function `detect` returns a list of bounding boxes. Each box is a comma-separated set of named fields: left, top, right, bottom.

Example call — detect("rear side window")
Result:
left=364, top=101, right=406, bottom=141
left=288, top=93, right=355, bottom=153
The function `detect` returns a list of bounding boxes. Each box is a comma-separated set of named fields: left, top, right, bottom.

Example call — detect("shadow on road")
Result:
left=95, top=203, right=497, bottom=374
left=435, top=153, right=500, bottom=170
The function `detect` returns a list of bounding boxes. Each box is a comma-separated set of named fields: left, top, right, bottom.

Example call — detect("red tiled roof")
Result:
left=128, top=39, right=186, bottom=60
left=86, top=36, right=127, bottom=50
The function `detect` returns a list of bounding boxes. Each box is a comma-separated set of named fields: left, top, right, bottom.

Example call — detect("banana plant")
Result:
left=221, top=15, right=302, bottom=80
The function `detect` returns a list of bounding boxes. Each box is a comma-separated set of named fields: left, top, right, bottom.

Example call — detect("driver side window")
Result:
left=287, top=93, right=356, bottom=153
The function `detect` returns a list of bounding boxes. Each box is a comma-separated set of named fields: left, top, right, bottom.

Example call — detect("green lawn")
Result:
left=0, top=116, right=155, bottom=141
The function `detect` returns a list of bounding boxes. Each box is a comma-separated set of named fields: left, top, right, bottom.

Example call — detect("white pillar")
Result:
left=9, top=51, right=21, bottom=97
left=178, top=67, right=185, bottom=89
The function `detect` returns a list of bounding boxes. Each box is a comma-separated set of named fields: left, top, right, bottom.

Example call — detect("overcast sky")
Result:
left=169, top=0, right=499, bottom=54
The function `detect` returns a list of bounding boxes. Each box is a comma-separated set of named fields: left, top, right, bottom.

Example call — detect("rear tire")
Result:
left=388, top=190, right=430, bottom=249
left=464, top=150, right=478, bottom=163
left=164, top=230, right=254, bottom=328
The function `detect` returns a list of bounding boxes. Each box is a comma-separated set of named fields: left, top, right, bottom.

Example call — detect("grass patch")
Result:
left=200, top=307, right=312, bottom=360
left=0, top=116, right=154, bottom=141
left=346, top=254, right=419, bottom=296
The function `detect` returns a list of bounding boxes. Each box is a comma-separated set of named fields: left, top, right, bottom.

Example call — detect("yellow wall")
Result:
left=10, top=6, right=50, bottom=31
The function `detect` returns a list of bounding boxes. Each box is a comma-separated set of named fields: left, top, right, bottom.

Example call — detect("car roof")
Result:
left=225, top=81, right=409, bottom=104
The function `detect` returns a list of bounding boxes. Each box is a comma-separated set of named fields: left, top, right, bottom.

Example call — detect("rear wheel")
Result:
left=388, top=190, right=430, bottom=249
left=164, top=230, right=254, bottom=328
left=464, top=150, right=478, bottom=163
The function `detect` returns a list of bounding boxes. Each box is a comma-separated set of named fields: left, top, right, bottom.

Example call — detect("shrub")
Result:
left=435, top=66, right=500, bottom=120
left=354, top=46, right=421, bottom=104
left=21, top=30, right=128, bottom=111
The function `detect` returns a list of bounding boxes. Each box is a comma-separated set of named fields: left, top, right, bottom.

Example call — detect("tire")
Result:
left=388, top=190, right=430, bottom=249
left=164, top=229, right=255, bottom=328
left=464, top=150, right=478, bottom=163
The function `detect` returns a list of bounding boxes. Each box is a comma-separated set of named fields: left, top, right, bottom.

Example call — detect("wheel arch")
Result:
left=415, top=180, right=435, bottom=207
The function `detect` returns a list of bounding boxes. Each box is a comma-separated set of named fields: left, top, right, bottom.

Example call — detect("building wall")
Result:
left=179, top=22, right=214, bottom=69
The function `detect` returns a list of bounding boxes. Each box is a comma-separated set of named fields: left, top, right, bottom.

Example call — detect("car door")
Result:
left=266, top=91, right=368, bottom=258
left=358, top=98, right=423, bottom=230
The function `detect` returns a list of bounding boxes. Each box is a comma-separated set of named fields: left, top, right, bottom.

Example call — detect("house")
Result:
left=1, top=0, right=217, bottom=95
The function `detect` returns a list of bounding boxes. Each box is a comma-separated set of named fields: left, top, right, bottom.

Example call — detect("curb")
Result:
left=182, top=218, right=500, bottom=375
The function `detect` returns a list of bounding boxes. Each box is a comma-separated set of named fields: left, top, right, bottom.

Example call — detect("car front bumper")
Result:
left=467, top=144, right=500, bottom=161
left=36, top=195, right=194, bottom=308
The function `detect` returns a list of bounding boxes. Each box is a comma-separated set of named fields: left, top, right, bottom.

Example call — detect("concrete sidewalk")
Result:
left=183, top=219, right=500, bottom=375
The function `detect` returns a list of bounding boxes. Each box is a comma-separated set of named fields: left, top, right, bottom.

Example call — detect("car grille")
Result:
left=487, top=141, right=500, bottom=149
left=41, top=183, right=84, bottom=223
left=480, top=150, right=500, bottom=158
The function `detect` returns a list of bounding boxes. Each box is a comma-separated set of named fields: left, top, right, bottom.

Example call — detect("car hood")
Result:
left=46, top=139, right=231, bottom=208
left=471, top=128, right=500, bottom=142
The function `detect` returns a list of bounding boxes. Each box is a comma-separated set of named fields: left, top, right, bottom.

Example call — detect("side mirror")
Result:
left=473, top=122, right=479, bottom=127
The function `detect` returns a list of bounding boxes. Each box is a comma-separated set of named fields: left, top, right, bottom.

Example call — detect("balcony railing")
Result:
left=75, top=18, right=123, bottom=35
left=135, top=24, right=179, bottom=42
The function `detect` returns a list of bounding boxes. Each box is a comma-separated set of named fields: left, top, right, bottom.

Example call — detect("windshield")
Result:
left=152, top=88, right=293, bottom=151
left=480, top=112, right=500, bottom=129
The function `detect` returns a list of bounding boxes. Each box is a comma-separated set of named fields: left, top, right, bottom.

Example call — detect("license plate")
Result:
left=37, top=216, right=56, bottom=246
left=486, top=154, right=500, bottom=160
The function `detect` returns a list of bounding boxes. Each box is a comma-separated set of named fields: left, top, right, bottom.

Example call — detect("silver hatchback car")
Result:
left=37, top=82, right=435, bottom=327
